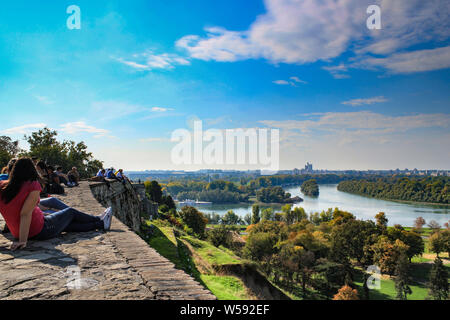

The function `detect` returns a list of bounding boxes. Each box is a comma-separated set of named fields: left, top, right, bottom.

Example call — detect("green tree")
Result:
left=24, top=128, right=102, bottom=177
left=261, top=208, right=274, bottom=221
left=428, top=257, right=449, bottom=300
left=251, top=204, right=260, bottom=224
left=244, top=213, right=252, bottom=225
left=375, top=212, right=388, bottom=232
left=221, top=210, right=242, bottom=225
left=429, top=230, right=450, bottom=258
left=394, top=253, right=412, bottom=300
left=243, top=232, right=277, bottom=261
left=179, top=206, right=208, bottom=237
left=145, top=180, right=163, bottom=203
left=0, top=136, right=20, bottom=168
left=301, top=179, right=319, bottom=197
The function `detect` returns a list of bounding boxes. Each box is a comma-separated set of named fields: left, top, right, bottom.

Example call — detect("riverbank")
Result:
left=337, top=190, right=450, bottom=208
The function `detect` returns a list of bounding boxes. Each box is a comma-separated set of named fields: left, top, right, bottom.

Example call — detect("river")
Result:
left=179, top=184, right=449, bottom=227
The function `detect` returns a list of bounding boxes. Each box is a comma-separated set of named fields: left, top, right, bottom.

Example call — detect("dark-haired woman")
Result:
left=0, top=157, right=112, bottom=250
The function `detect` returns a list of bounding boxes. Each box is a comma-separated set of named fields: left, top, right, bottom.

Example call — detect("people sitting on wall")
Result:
left=0, top=157, right=113, bottom=250
left=88, top=169, right=106, bottom=182
left=67, top=167, right=80, bottom=186
left=36, top=161, right=50, bottom=197
left=0, top=158, right=17, bottom=181
left=46, top=166, right=65, bottom=195
left=55, top=166, right=74, bottom=187
left=115, top=169, right=128, bottom=181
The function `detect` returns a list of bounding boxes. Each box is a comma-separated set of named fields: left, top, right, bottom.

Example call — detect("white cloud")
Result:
left=151, top=107, right=174, bottom=112
left=60, top=122, right=111, bottom=138
left=273, top=80, right=290, bottom=85
left=176, top=0, right=450, bottom=74
left=2, top=123, right=47, bottom=135
left=273, top=76, right=307, bottom=87
left=116, top=51, right=190, bottom=71
left=290, top=76, right=307, bottom=84
left=362, top=46, right=450, bottom=74
left=342, top=96, right=388, bottom=106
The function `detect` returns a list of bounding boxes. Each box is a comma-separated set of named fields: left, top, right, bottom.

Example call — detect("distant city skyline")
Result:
left=0, top=0, right=449, bottom=171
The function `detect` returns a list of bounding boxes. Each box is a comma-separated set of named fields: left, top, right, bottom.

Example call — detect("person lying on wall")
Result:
left=0, top=157, right=113, bottom=251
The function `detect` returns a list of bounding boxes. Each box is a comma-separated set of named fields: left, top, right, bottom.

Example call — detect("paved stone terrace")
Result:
left=0, top=182, right=215, bottom=300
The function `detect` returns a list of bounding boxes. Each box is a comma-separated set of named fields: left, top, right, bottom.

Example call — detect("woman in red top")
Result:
left=0, top=157, right=113, bottom=250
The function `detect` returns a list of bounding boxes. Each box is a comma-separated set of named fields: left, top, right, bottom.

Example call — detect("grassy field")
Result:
left=181, top=235, right=241, bottom=266
left=142, top=220, right=251, bottom=300
left=200, top=275, right=252, bottom=300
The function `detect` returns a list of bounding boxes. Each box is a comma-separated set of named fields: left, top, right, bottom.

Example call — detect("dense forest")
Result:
left=301, top=179, right=319, bottom=197
left=338, top=177, right=450, bottom=204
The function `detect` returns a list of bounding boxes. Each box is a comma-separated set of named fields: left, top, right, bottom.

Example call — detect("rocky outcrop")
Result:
left=0, top=181, right=215, bottom=300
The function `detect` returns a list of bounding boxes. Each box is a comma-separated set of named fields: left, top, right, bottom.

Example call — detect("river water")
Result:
left=180, top=184, right=449, bottom=227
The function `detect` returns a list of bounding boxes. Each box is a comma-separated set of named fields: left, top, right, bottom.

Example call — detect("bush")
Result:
left=207, top=226, right=231, bottom=247
left=179, top=206, right=208, bottom=238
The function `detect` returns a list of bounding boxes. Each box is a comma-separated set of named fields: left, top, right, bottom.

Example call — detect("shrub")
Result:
left=179, top=206, right=208, bottom=237
left=207, top=225, right=231, bottom=247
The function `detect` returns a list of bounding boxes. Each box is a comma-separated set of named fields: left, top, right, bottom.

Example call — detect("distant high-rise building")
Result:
left=303, top=162, right=313, bottom=173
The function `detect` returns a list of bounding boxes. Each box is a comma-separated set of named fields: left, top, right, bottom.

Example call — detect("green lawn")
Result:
left=200, top=275, right=252, bottom=300
left=354, top=263, right=450, bottom=300
left=181, top=235, right=241, bottom=266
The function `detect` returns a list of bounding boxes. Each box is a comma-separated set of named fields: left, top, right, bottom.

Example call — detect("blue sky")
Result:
left=0, top=0, right=449, bottom=171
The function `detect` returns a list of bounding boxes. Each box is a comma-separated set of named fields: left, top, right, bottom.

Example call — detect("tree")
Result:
left=179, top=206, right=208, bottom=237
left=0, top=136, right=20, bottom=168
left=243, top=213, right=252, bottom=225
left=375, top=212, right=388, bottom=231
left=221, top=210, right=242, bottom=225
left=394, top=253, right=412, bottom=300
left=23, top=128, right=102, bottom=177
left=428, top=220, right=441, bottom=233
left=243, top=232, right=278, bottom=261
left=333, top=285, right=360, bottom=300
left=145, top=180, right=163, bottom=203
left=429, top=230, right=450, bottom=258
left=251, top=204, right=260, bottom=225
left=261, top=208, right=274, bottom=221
left=371, top=237, right=409, bottom=275
left=301, top=179, right=319, bottom=197
left=207, top=225, right=231, bottom=247
left=428, top=257, right=449, bottom=300
left=414, top=217, right=426, bottom=231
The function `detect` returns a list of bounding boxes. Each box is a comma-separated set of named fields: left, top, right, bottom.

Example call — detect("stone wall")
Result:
left=89, top=180, right=158, bottom=232
left=0, top=181, right=215, bottom=300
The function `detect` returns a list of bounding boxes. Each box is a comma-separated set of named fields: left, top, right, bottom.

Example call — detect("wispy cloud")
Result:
left=342, top=96, right=388, bottom=107
left=273, top=76, right=307, bottom=87
left=60, top=121, right=112, bottom=138
left=362, top=46, right=450, bottom=74
left=151, top=107, right=174, bottom=112
left=2, top=123, right=47, bottom=135
left=116, top=51, right=190, bottom=71
left=261, top=111, right=450, bottom=146
left=34, top=95, right=55, bottom=105
left=273, top=80, right=290, bottom=85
